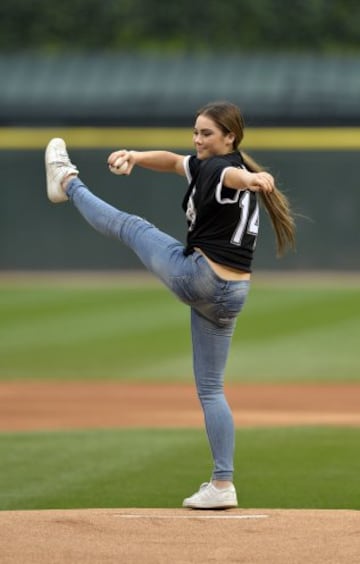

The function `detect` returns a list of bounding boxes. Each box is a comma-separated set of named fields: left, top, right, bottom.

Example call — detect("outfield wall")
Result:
left=1, top=128, right=359, bottom=271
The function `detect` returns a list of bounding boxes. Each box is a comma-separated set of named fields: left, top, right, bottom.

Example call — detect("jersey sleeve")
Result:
left=184, top=155, right=201, bottom=184
left=205, top=155, right=252, bottom=202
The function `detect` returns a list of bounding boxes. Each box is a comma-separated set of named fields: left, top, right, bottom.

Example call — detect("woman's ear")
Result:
left=226, top=132, right=236, bottom=148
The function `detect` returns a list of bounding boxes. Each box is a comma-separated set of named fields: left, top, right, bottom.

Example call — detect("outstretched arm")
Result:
left=223, top=167, right=274, bottom=193
left=107, top=150, right=186, bottom=176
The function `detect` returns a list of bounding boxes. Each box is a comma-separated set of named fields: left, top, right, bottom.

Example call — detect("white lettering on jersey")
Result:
left=186, top=187, right=197, bottom=231
left=215, top=167, right=259, bottom=247
left=231, top=191, right=259, bottom=248
left=186, top=162, right=259, bottom=248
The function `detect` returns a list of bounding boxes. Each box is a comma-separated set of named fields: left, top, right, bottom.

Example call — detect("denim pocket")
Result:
left=216, top=281, right=250, bottom=325
left=192, top=255, right=250, bottom=326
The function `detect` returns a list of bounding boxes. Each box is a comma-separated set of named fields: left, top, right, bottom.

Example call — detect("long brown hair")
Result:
left=197, top=101, right=296, bottom=256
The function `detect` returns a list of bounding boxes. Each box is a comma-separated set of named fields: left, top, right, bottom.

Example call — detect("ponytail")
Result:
left=241, top=151, right=296, bottom=257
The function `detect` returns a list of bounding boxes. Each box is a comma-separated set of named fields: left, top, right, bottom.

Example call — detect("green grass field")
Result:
left=1, top=427, right=359, bottom=511
left=0, top=275, right=359, bottom=511
left=1, top=277, right=359, bottom=382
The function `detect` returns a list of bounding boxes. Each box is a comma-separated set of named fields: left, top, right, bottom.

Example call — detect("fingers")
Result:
left=107, top=150, right=127, bottom=167
left=255, top=172, right=274, bottom=193
left=108, top=150, right=132, bottom=175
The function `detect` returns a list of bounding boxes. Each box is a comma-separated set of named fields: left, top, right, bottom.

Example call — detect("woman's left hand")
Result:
left=224, top=167, right=275, bottom=193
left=246, top=171, right=275, bottom=193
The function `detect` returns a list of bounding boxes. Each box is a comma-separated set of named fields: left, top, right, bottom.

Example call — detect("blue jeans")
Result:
left=67, top=178, right=250, bottom=481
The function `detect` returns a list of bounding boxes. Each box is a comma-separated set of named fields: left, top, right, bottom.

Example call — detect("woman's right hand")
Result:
left=107, top=150, right=136, bottom=176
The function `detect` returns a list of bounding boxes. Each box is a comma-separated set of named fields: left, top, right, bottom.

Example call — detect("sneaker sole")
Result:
left=183, top=500, right=238, bottom=509
left=183, top=504, right=238, bottom=510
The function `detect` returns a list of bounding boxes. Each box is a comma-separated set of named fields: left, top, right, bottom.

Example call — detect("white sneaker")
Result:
left=182, top=482, right=238, bottom=509
left=45, top=138, right=79, bottom=203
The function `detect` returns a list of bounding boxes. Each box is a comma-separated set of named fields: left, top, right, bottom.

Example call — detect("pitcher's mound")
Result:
left=1, top=507, right=359, bottom=564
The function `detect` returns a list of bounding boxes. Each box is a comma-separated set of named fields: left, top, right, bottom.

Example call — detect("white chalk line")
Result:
left=114, top=513, right=269, bottom=520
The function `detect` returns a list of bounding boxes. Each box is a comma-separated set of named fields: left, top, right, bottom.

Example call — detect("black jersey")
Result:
left=182, top=152, right=259, bottom=272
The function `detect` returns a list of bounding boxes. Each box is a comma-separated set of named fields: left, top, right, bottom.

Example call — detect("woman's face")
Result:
left=193, top=114, right=235, bottom=160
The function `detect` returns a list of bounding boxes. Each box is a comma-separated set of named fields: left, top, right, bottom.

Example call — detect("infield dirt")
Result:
left=0, top=381, right=359, bottom=431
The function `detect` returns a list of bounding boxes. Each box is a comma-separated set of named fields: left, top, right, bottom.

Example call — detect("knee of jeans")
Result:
left=197, top=384, right=224, bottom=402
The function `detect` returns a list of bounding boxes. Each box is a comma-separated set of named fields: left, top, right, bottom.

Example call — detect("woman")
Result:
left=45, top=101, right=295, bottom=509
